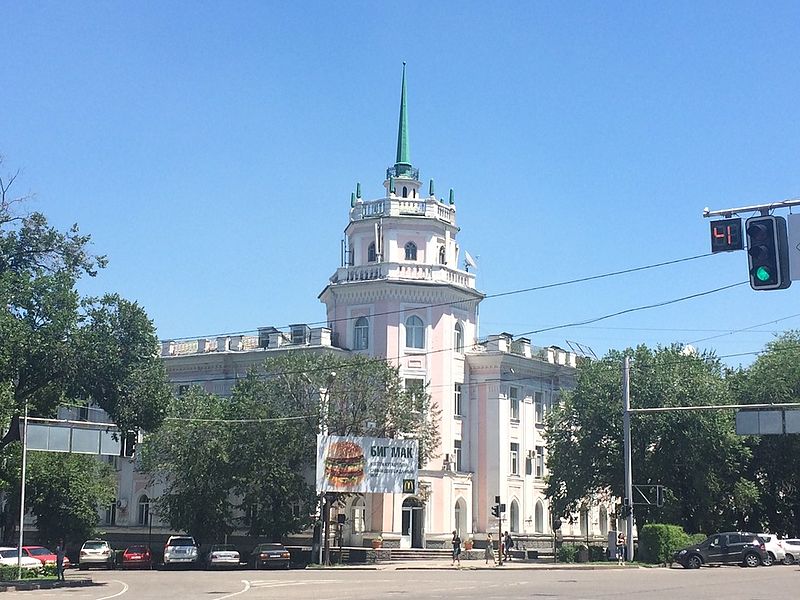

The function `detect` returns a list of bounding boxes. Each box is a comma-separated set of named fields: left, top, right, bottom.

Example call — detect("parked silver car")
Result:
left=756, top=533, right=786, bottom=566
left=782, top=538, right=800, bottom=565
left=79, top=539, right=114, bottom=569
left=163, top=536, right=198, bottom=567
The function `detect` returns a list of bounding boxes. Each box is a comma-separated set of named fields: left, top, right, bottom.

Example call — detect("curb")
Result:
left=0, top=578, right=95, bottom=592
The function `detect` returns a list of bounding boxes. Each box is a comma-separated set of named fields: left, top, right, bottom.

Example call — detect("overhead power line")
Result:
left=161, top=252, right=714, bottom=343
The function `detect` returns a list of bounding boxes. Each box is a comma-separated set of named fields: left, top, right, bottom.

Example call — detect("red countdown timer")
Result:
left=710, top=218, right=743, bottom=253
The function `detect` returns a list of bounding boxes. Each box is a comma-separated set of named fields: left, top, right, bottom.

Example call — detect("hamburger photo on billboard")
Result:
left=324, top=440, right=365, bottom=489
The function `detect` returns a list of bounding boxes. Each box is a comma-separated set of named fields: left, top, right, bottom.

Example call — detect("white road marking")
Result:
left=95, top=580, right=129, bottom=600
left=215, top=580, right=251, bottom=599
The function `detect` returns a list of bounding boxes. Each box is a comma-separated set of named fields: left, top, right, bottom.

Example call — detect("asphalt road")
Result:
left=9, top=564, right=800, bottom=599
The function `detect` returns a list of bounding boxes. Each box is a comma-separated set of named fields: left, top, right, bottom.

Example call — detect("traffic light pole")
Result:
left=622, top=356, right=634, bottom=562
left=498, top=514, right=503, bottom=566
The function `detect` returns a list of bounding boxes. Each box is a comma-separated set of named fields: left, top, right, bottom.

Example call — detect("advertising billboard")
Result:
left=316, top=434, right=418, bottom=494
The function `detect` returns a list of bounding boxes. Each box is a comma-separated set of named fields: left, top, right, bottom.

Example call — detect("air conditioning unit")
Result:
left=116, top=499, right=128, bottom=510
left=527, top=450, right=535, bottom=459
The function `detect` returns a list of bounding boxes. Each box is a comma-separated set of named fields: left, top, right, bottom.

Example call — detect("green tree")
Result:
left=545, top=344, right=753, bottom=533
left=732, top=331, right=800, bottom=534
left=0, top=159, right=170, bottom=539
left=140, top=352, right=441, bottom=541
left=139, top=388, right=236, bottom=545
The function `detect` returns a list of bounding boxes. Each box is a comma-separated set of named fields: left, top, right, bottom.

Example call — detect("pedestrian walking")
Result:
left=503, top=531, right=514, bottom=561
left=616, top=531, right=626, bottom=565
left=484, top=532, right=496, bottom=565
left=55, top=539, right=66, bottom=581
left=451, top=530, right=462, bottom=567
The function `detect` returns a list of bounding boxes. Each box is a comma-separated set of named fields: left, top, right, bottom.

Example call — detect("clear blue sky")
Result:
left=3, top=1, right=799, bottom=366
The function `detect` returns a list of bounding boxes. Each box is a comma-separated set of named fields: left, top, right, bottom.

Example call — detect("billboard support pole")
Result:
left=323, top=492, right=333, bottom=566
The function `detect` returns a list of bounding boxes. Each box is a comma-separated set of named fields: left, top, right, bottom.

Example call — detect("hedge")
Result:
left=638, top=523, right=702, bottom=564
left=557, top=544, right=577, bottom=563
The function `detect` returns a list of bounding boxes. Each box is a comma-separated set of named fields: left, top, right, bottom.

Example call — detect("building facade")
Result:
left=88, top=67, right=613, bottom=549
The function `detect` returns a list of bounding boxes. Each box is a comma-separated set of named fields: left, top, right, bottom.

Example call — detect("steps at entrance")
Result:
left=387, top=548, right=453, bottom=561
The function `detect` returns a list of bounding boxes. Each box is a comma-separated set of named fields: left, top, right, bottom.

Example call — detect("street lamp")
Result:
left=322, top=371, right=336, bottom=567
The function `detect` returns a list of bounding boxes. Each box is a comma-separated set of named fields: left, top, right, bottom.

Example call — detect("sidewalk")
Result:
left=329, top=559, right=644, bottom=571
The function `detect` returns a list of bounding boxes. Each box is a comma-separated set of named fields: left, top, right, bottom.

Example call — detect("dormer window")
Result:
left=368, top=242, right=377, bottom=263
left=439, top=246, right=446, bottom=265
left=404, top=242, right=417, bottom=261
left=402, top=186, right=408, bottom=198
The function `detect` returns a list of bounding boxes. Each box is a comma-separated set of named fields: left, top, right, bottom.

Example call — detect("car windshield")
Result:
left=258, top=544, right=284, bottom=551
left=27, top=548, right=52, bottom=556
left=168, top=538, right=195, bottom=546
left=212, top=545, right=237, bottom=552
left=83, top=541, right=108, bottom=550
left=0, top=550, right=21, bottom=558
left=127, top=546, right=148, bottom=553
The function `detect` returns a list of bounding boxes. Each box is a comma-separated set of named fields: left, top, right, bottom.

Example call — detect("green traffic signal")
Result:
left=755, top=266, right=771, bottom=282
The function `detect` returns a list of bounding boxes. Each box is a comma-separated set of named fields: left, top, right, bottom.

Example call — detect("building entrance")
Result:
left=401, top=497, right=424, bottom=548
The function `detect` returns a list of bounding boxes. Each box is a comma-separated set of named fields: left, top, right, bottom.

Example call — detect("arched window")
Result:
left=351, top=497, right=366, bottom=533
left=599, top=506, right=608, bottom=535
left=439, top=246, right=446, bottom=264
left=353, top=316, right=369, bottom=350
left=405, top=315, right=424, bottom=349
left=404, top=242, right=417, bottom=261
left=454, top=322, right=464, bottom=353
left=367, top=242, right=376, bottom=263
left=454, top=498, right=467, bottom=535
left=510, top=499, right=520, bottom=533
left=402, top=186, right=408, bottom=198
left=137, top=495, right=150, bottom=526
left=535, top=500, right=544, bottom=533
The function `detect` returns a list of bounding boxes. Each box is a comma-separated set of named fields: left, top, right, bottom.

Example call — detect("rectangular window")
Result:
left=454, top=383, right=462, bottom=416
left=534, top=391, right=545, bottom=424
left=104, top=501, right=116, bottom=526
left=453, top=439, right=462, bottom=472
left=525, top=455, right=533, bottom=476
left=510, top=387, right=520, bottom=421
left=352, top=506, right=366, bottom=532
left=535, top=446, right=545, bottom=478
left=405, top=378, right=425, bottom=412
left=510, top=442, right=519, bottom=475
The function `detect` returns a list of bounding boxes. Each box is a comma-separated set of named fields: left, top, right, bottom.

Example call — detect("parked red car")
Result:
left=121, top=545, right=152, bottom=569
left=22, top=546, right=71, bottom=569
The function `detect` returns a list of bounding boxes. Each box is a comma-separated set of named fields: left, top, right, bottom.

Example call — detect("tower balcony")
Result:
left=351, top=197, right=456, bottom=225
left=332, top=262, right=477, bottom=290
left=386, top=165, right=420, bottom=180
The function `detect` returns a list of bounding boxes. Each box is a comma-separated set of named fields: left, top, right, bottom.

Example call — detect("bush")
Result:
left=0, top=564, right=42, bottom=581
left=589, top=545, right=606, bottom=562
left=638, top=524, right=693, bottom=564
left=557, top=544, right=577, bottom=563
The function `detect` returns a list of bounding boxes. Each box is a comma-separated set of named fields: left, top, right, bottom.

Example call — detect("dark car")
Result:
left=250, top=544, right=290, bottom=569
left=673, top=532, right=767, bottom=568
left=121, top=545, right=152, bottom=569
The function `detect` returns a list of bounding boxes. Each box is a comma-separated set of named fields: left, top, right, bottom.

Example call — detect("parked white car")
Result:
left=782, top=538, right=800, bottom=565
left=0, top=547, right=43, bottom=570
left=757, top=533, right=785, bottom=566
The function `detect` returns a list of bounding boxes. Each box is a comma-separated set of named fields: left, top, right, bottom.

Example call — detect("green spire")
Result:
left=356, top=182, right=361, bottom=198
left=394, top=62, right=412, bottom=175
left=449, top=189, right=455, bottom=205
left=350, top=192, right=355, bottom=207
left=429, top=179, right=435, bottom=197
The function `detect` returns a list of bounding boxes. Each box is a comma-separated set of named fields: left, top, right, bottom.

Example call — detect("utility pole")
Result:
left=622, top=356, right=634, bottom=562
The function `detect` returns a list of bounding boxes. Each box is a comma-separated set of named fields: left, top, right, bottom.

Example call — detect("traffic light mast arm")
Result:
left=703, top=197, right=800, bottom=218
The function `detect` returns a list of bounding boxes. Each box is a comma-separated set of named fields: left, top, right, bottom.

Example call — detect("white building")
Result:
left=95, top=66, right=612, bottom=550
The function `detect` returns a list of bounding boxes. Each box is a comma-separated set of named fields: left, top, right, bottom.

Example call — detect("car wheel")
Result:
left=784, top=553, right=795, bottom=565
left=687, top=555, right=702, bottom=569
left=762, top=552, right=774, bottom=567
left=743, top=553, right=760, bottom=567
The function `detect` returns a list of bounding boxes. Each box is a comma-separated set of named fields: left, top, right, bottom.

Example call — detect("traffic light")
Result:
left=746, top=215, right=791, bottom=290
left=491, top=505, right=500, bottom=518
left=553, top=518, right=562, bottom=530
